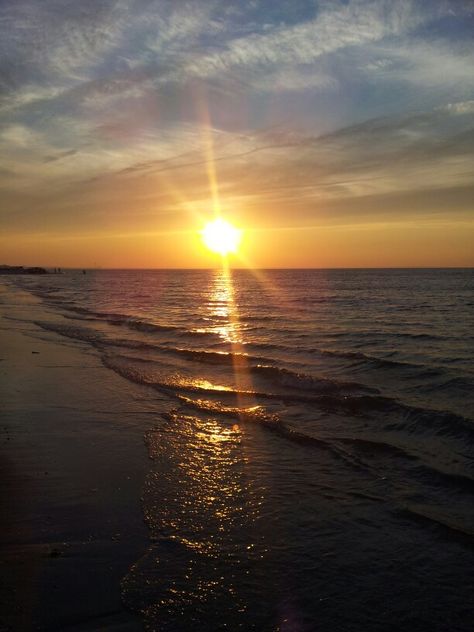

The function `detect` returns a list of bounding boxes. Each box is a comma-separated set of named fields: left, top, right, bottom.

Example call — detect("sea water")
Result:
left=9, top=268, right=474, bottom=631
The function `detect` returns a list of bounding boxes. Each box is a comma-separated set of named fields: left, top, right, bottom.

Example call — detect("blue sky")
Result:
left=1, top=0, right=473, bottom=265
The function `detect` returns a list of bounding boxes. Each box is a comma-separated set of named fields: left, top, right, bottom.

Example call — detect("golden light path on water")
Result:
left=206, top=260, right=260, bottom=422
left=127, top=263, right=271, bottom=628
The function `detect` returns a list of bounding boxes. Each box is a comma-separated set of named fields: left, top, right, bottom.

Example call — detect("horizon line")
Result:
left=7, top=266, right=472, bottom=271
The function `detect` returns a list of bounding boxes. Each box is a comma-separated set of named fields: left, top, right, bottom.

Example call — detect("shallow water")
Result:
left=9, top=268, right=474, bottom=631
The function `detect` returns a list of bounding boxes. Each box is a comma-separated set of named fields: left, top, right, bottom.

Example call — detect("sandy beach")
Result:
left=0, top=282, right=152, bottom=631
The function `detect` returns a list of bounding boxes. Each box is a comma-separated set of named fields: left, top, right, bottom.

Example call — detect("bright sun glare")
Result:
left=201, top=218, right=242, bottom=256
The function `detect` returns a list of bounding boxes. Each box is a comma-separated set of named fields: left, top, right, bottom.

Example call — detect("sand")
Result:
left=0, top=283, right=155, bottom=631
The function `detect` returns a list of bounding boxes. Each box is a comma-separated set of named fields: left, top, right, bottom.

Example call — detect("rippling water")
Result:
left=9, top=268, right=474, bottom=630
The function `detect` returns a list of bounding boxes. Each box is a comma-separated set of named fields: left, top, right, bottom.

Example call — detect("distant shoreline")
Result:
left=0, top=264, right=49, bottom=275
left=2, top=266, right=472, bottom=272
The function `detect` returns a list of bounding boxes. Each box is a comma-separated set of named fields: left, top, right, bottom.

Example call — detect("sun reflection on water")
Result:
left=204, top=265, right=244, bottom=344
left=121, top=263, right=274, bottom=629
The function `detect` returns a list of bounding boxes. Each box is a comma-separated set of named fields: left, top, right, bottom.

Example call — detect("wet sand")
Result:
left=0, top=283, right=155, bottom=631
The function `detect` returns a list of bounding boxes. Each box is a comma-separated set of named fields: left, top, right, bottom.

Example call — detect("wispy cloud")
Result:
left=442, top=100, right=474, bottom=115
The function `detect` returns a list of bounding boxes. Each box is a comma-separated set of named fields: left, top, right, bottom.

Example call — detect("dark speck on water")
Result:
left=8, top=268, right=474, bottom=631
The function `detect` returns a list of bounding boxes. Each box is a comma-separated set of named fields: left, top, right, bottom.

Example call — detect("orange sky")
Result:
left=2, top=217, right=473, bottom=269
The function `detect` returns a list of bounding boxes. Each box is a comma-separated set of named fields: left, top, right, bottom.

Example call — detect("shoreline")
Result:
left=0, top=282, right=154, bottom=631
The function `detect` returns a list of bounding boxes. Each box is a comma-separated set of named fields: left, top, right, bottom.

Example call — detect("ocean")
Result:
left=8, top=268, right=474, bottom=631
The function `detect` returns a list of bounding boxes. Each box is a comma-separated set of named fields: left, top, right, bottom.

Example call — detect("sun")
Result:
left=201, top=218, right=242, bottom=255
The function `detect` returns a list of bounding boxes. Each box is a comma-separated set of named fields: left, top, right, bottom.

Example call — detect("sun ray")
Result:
left=195, top=84, right=221, bottom=218
left=232, top=249, right=302, bottom=317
